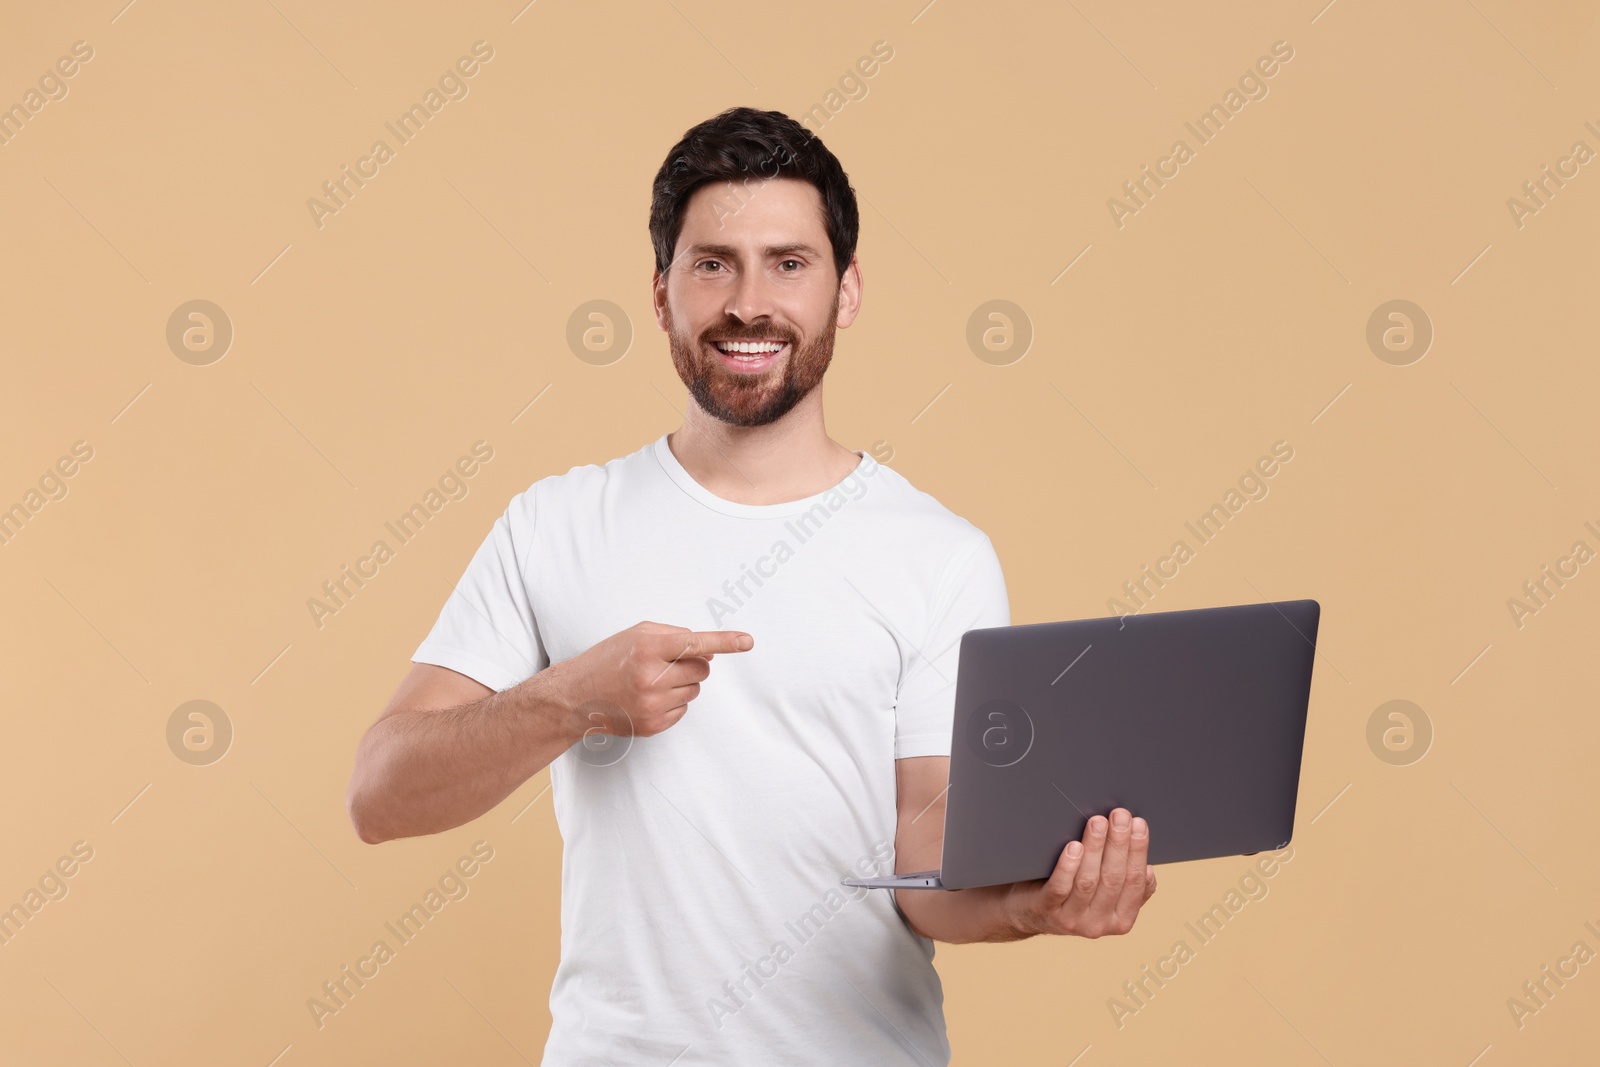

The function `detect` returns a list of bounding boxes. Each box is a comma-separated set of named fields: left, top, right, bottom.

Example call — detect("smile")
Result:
left=710, top=339, right=788, bottom=373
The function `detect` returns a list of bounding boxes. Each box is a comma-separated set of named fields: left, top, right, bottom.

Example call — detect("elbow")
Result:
left=349, top=797, right=395, bottom=845
left=346, top=787, right=386, bottom=845
left=346, top=763, right=393, bottom=845
left=893, top=891, right=938, bottom=942
left=349, top=810, right=387, bottom=845
left=348, top=725, right=406, bottom=844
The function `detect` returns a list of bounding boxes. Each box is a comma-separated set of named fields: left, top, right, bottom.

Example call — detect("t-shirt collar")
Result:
left=651, top=433, right=876, bottom=518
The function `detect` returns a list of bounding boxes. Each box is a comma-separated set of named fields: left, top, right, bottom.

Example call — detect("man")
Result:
left=347, top=106, right=1156, bottom=1065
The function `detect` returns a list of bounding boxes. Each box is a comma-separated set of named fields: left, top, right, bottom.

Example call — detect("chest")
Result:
left=529, top=515, right=915, bottom=719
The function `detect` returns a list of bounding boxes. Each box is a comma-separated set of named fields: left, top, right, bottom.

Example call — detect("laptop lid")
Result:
left=937, top=599, right=1320, bottom=890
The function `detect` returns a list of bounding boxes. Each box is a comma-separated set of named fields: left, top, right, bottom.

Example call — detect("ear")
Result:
left=651, top=268, right=669, bottom=331
left=835, top=255, right=862, bottom=329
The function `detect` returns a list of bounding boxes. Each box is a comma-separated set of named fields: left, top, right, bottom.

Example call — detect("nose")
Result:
left=725, top=266, right=777, bottom=325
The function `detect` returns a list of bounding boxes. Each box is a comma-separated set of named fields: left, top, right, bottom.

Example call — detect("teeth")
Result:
left=716, top=341, right=784, bottom=355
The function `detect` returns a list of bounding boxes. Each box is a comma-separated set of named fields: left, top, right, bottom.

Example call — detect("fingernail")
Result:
left=1112, top=809, right=1130, bottom=830
left=1067, top=841, right=1082, bottom=857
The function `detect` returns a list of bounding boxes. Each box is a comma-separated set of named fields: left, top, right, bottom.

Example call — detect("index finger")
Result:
left=664, top=631, right=754, bottom=659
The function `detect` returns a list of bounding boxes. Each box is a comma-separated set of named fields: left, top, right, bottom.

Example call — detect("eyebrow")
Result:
left=681, top=242, right=823, bottom=261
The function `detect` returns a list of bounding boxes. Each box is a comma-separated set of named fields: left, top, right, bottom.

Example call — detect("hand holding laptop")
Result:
left=1005, top=807, right=1158, bottom=939
left=846, top=599, right=1319, bottom=893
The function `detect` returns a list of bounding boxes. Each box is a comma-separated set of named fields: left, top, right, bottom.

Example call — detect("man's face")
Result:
left=653, top=177, right=859, bottom=427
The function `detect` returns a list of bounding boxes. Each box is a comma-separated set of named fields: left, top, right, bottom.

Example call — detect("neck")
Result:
left=668, top=389, right=859, bottom=506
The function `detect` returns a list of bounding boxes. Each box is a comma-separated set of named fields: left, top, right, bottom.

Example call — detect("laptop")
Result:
left=843, top=599, right=1320, bottom=891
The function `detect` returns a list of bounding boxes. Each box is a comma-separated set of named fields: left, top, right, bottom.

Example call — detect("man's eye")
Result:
left=698, top=261, right=723, bottom=272
left=779, top=260, right=801, bottom=271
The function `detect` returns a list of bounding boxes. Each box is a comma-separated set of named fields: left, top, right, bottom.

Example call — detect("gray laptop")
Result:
left=844, top=599, right=1320, bottom=891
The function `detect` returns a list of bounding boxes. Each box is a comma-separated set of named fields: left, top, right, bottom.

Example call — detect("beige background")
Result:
left=2, top=0, right=1596, bottom=1063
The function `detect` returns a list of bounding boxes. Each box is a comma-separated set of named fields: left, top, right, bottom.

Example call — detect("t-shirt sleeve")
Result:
left=411, top=486, right=549, bottom=693
left=893, top=532, right=1011, bottom=759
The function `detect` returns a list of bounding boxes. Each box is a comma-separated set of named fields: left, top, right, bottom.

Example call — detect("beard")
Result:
left=665, top=293, right=838, bottom=428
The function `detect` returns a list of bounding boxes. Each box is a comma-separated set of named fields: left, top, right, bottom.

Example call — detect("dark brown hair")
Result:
left=649, top=107, right=859, bottom=281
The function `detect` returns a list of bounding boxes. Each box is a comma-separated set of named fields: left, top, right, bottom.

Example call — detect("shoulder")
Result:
left=497, top=438, right=657, bottom=521
left=851, top=454, right=998, bottom=579
left=859, top=456, right=994, bottom=555
left=480, top=438, right=662, bottom=537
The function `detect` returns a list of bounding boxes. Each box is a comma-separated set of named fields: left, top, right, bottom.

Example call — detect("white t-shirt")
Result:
left=412, top=433, right=1010, bottom=1065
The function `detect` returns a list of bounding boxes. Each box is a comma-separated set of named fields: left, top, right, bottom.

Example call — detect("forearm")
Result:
left=892, top=756, right=1157, bottom=943
left=895, top=881, right=1038, bottom=945
left=890, top=756, right=1045, bottom=944
left=348, top=668, right=579, bottom=843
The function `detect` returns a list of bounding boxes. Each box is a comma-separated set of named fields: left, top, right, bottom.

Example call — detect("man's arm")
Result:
left=890, top=756, right=1157, bottom=944
left=346, top=622, right=753, bottom=844
left=345, top=662, right=581, bottom=844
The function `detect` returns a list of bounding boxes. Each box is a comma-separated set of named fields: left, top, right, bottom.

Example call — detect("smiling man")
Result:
left=347, top=106, right=1156, bottom=1065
